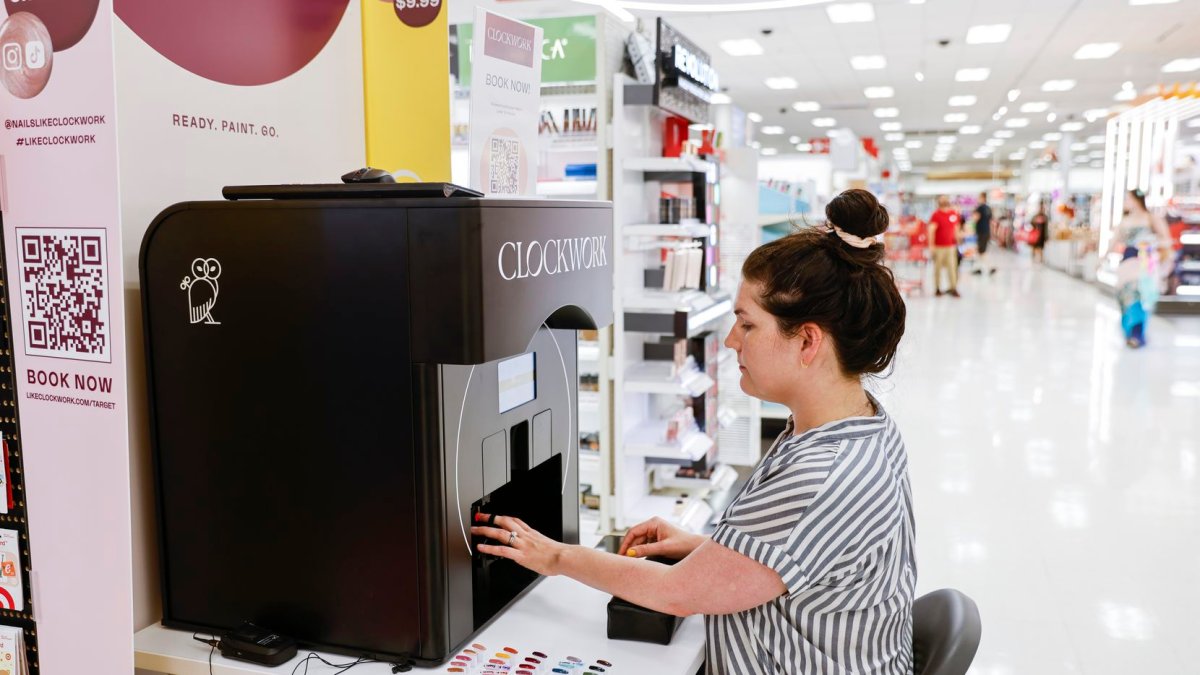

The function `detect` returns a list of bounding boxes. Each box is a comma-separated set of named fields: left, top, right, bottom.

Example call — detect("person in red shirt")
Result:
left=928, top=195, right=962, bottom=297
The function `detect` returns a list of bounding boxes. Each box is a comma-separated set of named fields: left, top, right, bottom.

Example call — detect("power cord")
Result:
left=192, top=631, right=413, bottom=674
left=191, top=633, right=218, bottom=675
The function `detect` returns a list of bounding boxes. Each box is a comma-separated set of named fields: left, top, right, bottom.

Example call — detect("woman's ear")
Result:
left=796, top=323, right=824, bottom=368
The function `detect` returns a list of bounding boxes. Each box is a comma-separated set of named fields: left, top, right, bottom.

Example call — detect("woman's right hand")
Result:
left=618, top=517, right=705, bottom=560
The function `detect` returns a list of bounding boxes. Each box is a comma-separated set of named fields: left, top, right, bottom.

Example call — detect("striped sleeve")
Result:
left=712, top=437, right=898, bottom=596
left=710, top=445, right=838, bottom=595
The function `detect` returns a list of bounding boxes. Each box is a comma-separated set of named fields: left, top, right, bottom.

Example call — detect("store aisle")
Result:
left=873, top=252, right=1200, bottom=675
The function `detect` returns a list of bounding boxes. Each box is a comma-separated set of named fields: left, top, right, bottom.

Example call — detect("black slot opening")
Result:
left=511, top=420, right=530, bottom=474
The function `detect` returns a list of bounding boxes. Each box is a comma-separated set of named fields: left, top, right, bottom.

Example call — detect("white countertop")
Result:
left=135, top=575, right=705, bottom=675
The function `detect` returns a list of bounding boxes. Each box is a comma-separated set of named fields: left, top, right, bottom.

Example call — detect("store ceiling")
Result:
left=455, top=0, right=1200, bottom=172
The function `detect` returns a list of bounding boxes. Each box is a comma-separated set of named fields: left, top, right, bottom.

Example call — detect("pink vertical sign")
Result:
left=0, top=0, right=134, bottom=673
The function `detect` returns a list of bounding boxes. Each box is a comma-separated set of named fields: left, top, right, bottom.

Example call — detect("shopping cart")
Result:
left=885, top=221, right=928, bottom=295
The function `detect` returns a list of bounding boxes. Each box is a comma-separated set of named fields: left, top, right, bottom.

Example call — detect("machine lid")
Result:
left=222, top=182, right=484, bottom=201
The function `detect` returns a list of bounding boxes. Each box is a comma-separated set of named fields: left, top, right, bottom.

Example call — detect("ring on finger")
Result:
left=508, top=531, right=519, bottom=546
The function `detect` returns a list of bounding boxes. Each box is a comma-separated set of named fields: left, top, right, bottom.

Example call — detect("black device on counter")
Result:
left=141, top=183, right=613, bottom=666
left=597, top=535, right=684, bottom=645
left=218, top=623, right=298, bottom=666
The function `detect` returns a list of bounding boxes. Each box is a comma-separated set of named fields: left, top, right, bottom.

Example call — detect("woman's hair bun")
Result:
left=825, top=188, right=889, bottom=239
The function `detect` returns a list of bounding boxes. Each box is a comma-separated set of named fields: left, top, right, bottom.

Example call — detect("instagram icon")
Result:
left=0, top=13, right=54, bottom=99
left=1, top=43, right=19, bottom=71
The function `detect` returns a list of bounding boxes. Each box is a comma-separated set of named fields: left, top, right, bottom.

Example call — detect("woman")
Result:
left=474, top=189, right=915, bottom=674
left=1112, top=189, right=1172, bottom=348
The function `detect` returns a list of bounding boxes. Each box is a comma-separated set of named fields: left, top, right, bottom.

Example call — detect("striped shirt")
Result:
left=705, top=397, right=916, bottom=674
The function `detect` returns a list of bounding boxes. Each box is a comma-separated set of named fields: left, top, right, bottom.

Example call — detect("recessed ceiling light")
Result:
left=949, top=95, right=978, bottom=107
left=885, top=132, right=905, bottom=141
left=1042, top=79, right=1077, bottom=91
left=792, top=101, right=821, bottom=112
left=748, top=112, right=763, bottom=123
left=864, top=86, right=895, bottom=99
left=812, top=117, right=837, bottom=127
left=986, top=138, right=1004, bottom=147
left=1070, top=142, right=1089, bottom=151
left=959, top=125, right=982, bottom=134
left=1047, top=113, right=1058, bottom=123
left=1074, top=42, right=1121, bottom=60
left=1162, top=58, right=1200, bottom=73
left=905, top=140, right=923, bottom=149
left=1009, top=153, right=1026, bottom=160
left=761, top=147, right=779, bottom=156
left=796, top=142, right=813, bottom=151
left=789, top=135, right=801, bottom=144
left=994, top=130, right=1015, bottom=138
left=944, top=113, right=969, bottom=123
left=761, top=126, right=785, bottom=135
left=873, top=107, right=900, bottom=118
left=1008, top=89, right=1021, bottom=102
left=1005, top=118, right=1030, bottom=128
left=1115, top=88, right=1138, bottom=101
left=1043, top=132, right=1063, bottom=140
left=973, top=152, right=992, bottom=159
left=1029, top=140, right=1048, bottom=149
left=880, top=122, right=903, bottom=131
left=851, top=55, right=888, bottom=70
left=933, top=156, right=948, bottom=162
left=1020, top=102, right=1050, bottom=113
left=955, top=68, right=991, bottom=82
left=826, top=2, right=875, bottom=23
left=765, top=77, right=799, bottom=90
left=966, top=24, right=1012, bottom=44
left=1088, top=135, right=1106, bottom=144
left=1061, top=121, right=1085, bottom=132
left=711, top=93, right=733, bottom=105
left=915, top=71, right=925, bottom=82
left=938, top=135, right=957, bottom=144
left=1084, top=108, right=1110, bottom=122
left=750, top=141, right=761, bottom=149
left=719, top=39, right=765, bottom=56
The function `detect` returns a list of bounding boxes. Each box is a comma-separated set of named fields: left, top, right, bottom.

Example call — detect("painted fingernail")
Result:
left=597, top=661, right=613, bottom=667
left=474, top=643, right=487, bottom=650
left=504, top=647, right=519, bottom=654
left=626, top=548, right=637, bottom=557
left=567, top=657, right=583, bottom=663
left=533, top=652, right=548, bottom=659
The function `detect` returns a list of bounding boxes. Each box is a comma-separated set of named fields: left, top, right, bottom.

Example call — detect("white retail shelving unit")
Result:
left=610, top=72, right=733, bottom=532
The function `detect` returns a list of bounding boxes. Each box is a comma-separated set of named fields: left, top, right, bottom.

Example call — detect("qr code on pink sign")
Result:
left=17, top=228, right=111, bottom=363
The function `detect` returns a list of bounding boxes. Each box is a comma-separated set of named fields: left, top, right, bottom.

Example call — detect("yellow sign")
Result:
left=362, top=0, right=451, bottom=181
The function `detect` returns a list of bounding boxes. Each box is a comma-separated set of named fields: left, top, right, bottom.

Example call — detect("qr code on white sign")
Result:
left=17, top=228, right=111, bottom=363
left=488, top=136, right=520, bottom=195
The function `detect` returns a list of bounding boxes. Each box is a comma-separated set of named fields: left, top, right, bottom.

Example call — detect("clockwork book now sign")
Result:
left=468, top=9, right=542, bottom=197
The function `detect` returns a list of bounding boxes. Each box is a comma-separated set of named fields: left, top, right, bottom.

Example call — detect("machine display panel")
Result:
left=497, top=353, right=537, bottom=413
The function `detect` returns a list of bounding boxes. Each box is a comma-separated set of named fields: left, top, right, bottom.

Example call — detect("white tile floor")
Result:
left=872, top=251, right=1200, bottom=675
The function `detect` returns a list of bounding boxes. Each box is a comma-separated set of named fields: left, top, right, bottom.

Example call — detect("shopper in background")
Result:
left=1112, top=189, right=1172, bottom=348
left=1030, top=205, right=1049, bottom=263
left=929, top=195, right=963, bottom=297
left=971, top=192, right=996, bottom=276
left=473, top=189, right=915, bottom=675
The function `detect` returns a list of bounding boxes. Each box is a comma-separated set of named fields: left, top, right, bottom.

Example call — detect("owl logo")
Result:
left=180, top=258, right=222, bottom=325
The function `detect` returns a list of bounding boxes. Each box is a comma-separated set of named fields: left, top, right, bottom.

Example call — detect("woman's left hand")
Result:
left=471, top=514, right=567, bottom=577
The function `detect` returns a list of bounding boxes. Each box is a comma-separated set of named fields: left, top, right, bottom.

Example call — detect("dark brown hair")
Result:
left=742, top=188, right=906, bottom=377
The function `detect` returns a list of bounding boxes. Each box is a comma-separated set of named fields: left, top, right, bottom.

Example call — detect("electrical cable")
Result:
left=191, top=633, right=218, bottom=675
left=194, top=631, right=411, bottom=674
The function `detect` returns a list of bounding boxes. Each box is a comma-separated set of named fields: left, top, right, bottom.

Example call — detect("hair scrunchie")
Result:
left=827, top=223, right=877, bottom=249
